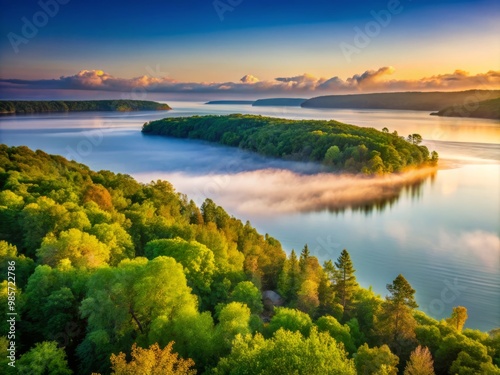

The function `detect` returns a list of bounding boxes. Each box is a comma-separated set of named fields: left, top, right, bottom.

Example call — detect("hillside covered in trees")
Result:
left=300, top=90, right=500, bottom=111
left=0, top=100, right=171, bottom=114
left=0, top=145, right=498, bottom=374
left=142, top=114, right=438, bottom=174
left=431, top=97, right=500, bottom=120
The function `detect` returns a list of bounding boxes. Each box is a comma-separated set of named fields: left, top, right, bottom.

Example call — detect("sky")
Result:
left=0, top=0, right=499, bottom=99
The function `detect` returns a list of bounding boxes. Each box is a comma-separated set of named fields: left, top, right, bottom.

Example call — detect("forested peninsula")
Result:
left=0, top=100, right=171, bottom=114
left=431, top=97, right=500, bottom=120
left=142, top=114, right=438, bottom=174
left=0, top=145, right=498, bottom=374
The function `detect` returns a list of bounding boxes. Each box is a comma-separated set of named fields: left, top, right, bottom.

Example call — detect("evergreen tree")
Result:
left=299, top=244, right=310, bottom=274
left=334, top=249, right=358, bottom=316
left=278, top=250, right=300, bottom=304
left=377, top=274, right=418, bottom=360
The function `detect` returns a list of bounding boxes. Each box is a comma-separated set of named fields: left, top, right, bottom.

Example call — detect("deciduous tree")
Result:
left=404, top=346, right=435, bottom=375
left=110, top=342, right=196, bottom=375
left=446, top=306, right=468, bottom=332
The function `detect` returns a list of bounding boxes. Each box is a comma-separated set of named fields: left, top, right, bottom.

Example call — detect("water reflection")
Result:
left=143, top=167, right=437, bottom=216
left=346, top=175, right=434, bottom=215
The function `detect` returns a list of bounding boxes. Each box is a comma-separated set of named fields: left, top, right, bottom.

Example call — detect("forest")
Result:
left=300, top=90, right=500, bottom=111
left=0, top=144, right=498, bottom=374
left=0, top=100, right=171, bottom=114
left=142, top=114, right=438, bottom=174
left=431, top=97, right=500, bottom=120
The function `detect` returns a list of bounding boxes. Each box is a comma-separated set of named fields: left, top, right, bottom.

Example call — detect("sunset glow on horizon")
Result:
left=0, top=0, right=498, bottom=99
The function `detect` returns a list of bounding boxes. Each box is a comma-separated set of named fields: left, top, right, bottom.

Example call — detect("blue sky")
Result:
left=0, top=0, right=498, bottom=99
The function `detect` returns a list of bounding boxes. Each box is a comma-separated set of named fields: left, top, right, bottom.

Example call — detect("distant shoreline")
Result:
left=430, top=97, right=500, bottom=120
left=0, top=100, right=172, bottom=114
left=301, top=90, right=500, bottom=111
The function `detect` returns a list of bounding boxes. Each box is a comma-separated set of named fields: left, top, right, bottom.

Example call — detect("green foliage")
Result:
left=268, top=307, right=313, bottom=336
left=0, top=240, right=35, bottom=288
left=145, top=238, right=217, bottom=293
left=215, top=302, right=252, bottom=353
left=333, top=249, right=358, bottom=316
left=212, top=327, right=356, bottom=375
left=277, top=249, right=300, bottom=303
left=316, top=315, right=356, bottom=354
left=17, top=341, right=72, bottom=375
left=0, top=145, right=497, bottom=375
left=376, top=274, right=418, bottom=359
left=142, top=114, right=438, bottom=173
left=355, top=343, right=400, bottom=375
left=0, top=100, right=171, bottom=114
left=37, top=228, right=111, bottom=268
left=446, top=306, right=468, bottom=332
left=434, top=332, right=498, bottom=374
left=22, top=264, right=88, bottom=344
left=229, top=281, right=263, bottom=315
left=78, top=256, right=198, bottom=373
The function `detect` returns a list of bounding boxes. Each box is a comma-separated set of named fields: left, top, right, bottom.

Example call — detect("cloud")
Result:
left=240, top=74, right=260, bottom=83
left=1, top=68, right=499, bottom=96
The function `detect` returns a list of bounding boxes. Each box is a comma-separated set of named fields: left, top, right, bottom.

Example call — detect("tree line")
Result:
left=0, top=145, right=497, bottom=375
left=142, top=114, right=438, bottom=174
left=0, top=100, right=171, bottom=114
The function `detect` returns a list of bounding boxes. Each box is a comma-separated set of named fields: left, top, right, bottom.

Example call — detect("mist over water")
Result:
left=0, top=103, right=498, bottom=331
left=138, top=167, right=436, bottom=215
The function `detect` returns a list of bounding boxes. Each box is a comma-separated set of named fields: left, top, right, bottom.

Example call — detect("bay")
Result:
left=0, top=101, right=498, bottom=331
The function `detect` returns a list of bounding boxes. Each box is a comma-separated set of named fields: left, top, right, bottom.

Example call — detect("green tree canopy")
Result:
left=268, top=307, right=313, bottom=336
left=229, top=281, right=264, bottom=315
left=36, top=228, right=111, bottom=268
left=145, top=238, right=217, bottom=293
left=17, top=341, right=72, bottom=375
left=355, top=343, right=399, bottom=375
left=212, top=327, right=356, bottom=375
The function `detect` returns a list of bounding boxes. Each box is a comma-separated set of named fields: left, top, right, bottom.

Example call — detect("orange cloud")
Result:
left=1, top=68, right=499, bottom=95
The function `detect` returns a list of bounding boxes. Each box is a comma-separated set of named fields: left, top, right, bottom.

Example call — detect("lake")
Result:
left=0, top=101, right=498, bottom=331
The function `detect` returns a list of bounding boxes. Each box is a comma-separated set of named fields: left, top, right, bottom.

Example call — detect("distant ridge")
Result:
left=431, top=97, right=500, bottom=120
left=205, top=100, right=254, bottom=105
left=252, top=98, right=306, bottom=107
left=0, top=100, right=171, bottom=114
left=301, top=90, right=500, bottom=111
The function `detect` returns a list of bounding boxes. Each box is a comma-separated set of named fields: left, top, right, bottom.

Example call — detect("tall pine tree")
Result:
left=377, top=274, right=418, bottom=361
left=278, top=250, right=300, bottom=304
left=334, top=249, right=358, bottom=317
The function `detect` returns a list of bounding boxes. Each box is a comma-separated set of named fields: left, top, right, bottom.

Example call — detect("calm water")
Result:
left=0, top=102, right=499, bottom=331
